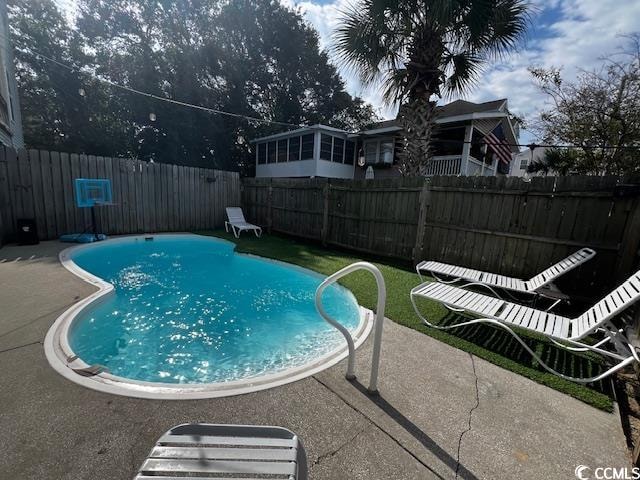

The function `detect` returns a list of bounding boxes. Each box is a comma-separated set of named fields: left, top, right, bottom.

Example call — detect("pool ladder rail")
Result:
left=314, top=262, right=386, bottom=394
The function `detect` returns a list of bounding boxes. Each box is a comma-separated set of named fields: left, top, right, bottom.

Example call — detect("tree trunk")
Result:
left=396, top=97, right=436, bottom=176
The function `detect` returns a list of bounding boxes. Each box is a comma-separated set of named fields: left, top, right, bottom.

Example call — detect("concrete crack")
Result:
left=0, top=340, right=42, bottom=355
left=454, top=353, right=480, bottom=480
left=312, top=375, right=446, bottom=479
left=0, top=301, right=77, bottom=339
left=312, top=427, right=366, bottom=466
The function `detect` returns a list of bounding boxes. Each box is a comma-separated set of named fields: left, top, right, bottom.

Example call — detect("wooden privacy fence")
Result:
left=242, top=176, right=640, bottom=296
left=0, top=147, right=241, bottom=242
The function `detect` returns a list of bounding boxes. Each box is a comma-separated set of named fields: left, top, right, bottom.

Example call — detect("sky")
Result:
left=281, top=0, right=640, bottom=143
left=54, top=0, right=640, bottom=144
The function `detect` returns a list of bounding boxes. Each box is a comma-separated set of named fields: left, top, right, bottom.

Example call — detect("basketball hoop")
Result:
left=62, top=179, right=114, bottom=242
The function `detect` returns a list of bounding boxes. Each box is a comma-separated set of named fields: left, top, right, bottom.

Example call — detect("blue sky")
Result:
left=282, top=0, right=640, bottom=143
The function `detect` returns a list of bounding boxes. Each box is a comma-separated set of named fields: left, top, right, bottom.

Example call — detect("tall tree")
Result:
left=10, top=0, right=376, bottom=172
left=9, top=0, right=134, bottom=154
left=333, top=0, right=530, bottom=175
left=528, top=35, right=640, bottom=176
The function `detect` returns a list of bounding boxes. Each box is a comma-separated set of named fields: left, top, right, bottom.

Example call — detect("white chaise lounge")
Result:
left=416, top=248, right=596, bottom=302
left=225, top=207, right=262, bottom=238
left=135, top=423, right=308, bottom=479
left=410, top=269, right=640, bottom=383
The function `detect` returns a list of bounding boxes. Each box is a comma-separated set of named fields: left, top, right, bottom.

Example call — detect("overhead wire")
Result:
left=8, top=31, right=640, bottom=152
left=19, top=43, right=303, bottom=129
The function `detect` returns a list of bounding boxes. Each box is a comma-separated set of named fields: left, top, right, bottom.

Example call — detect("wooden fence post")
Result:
left=412, top=178, right=431, bottom=266
left=267, top=178, right=273, bottom=234
left=321, top=179, right=329, bottom=245
left=616, top=194, right=640, bottom=282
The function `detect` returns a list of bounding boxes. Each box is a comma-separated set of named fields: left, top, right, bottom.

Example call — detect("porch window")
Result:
left=301, top=134, right=314, bottom=160
left=363, top=138, right=394, bottom=165
left=267, top=141, right=276, bottom=163
left=277, top=139, right=287, bottom=163
left=432, top=127, right=466, bottom=156
left=320, top=134, right=332, bottom=161
left=380, top=140, right=393, bottom=164
left=344, top=140, right=355, bottom=165
left=257, top=142, right=267, bottom=164
left=332, top=137, right=344, bottom=163
left=289, top=136, right=300, bottom=161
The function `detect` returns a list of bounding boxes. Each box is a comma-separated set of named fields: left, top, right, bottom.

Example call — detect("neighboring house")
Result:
left=250, top=99, right=519, bottom=179
left=510, top=147, right=549, bottom=177
left=353, top=99, right=519, bottom=179
left=0, top=0, right=23, bottom=149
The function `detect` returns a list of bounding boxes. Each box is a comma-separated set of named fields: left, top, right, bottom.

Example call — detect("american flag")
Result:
left=483, top=125, right=512, bottom=165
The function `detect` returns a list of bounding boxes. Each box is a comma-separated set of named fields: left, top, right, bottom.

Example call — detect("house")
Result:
left=250, top=99, right=519, bottom=179
left=510, top=147, right=549, bottom=177
left=354, top=99, right=519, bottom=179
left=0, top=0, right=23, bottom=149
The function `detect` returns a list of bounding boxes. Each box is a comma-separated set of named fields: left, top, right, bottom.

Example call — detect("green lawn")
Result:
left=202, top=230, right=613, bottom=411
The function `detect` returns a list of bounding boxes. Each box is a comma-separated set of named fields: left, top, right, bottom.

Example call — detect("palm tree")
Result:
left=333, top=0, right=530, bottom=175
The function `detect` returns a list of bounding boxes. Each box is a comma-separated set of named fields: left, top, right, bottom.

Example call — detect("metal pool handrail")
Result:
left=314, top=262, right=386, bottom=394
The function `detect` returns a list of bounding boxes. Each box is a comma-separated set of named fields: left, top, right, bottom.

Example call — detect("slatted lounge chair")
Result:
left=410, top=269, right=640, bottom=383
left=225, top=207, right=262, bottom=238
left=416, top=248, right=596, bottom=303
left=135, top=423, right=308, bottom=479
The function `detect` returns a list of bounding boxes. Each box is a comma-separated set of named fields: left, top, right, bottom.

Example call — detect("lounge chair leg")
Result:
left=443, top=303, right=466, bottom=313
left=410, top=292, right=634, bottom=384
left=549, top=336, right=611, bottom=353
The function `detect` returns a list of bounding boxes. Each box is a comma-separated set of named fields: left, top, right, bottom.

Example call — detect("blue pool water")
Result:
left=68, top=235, right=360, bottom=384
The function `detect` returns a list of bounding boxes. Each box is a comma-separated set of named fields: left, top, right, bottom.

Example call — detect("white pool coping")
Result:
left=44, top=233, right=373, bottom=400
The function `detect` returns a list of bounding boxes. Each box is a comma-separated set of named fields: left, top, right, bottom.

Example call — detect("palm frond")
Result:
left=443, top=51, right=484, bottom=96
left=332, top=0, right=532, bottom=103
left=482, top=0, right=532, bottom=59
left=332, top=0, right=412, bottom=102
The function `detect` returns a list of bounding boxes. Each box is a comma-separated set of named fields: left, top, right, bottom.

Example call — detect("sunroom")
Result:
left=251, top=125, right=357, bottom=179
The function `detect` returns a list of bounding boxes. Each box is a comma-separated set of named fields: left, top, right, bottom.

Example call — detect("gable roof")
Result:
left=362, top=98, right=508, bottom=132
left=437, top=98, right=506, bottom=117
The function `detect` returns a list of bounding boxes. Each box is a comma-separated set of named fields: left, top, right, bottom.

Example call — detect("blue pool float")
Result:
left=60, top=233, right=107, bottom=243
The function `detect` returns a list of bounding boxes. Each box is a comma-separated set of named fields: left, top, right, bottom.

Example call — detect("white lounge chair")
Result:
left=135, top=423, right=308, bottom=479
left=416, top=248, right=596, bottom=303
left=410, top=269, right=640, bottom=383
left=225, top=207, right=262, bottom=238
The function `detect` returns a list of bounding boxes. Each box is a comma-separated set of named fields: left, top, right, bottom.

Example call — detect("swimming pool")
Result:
left=44, top=234, right=371, bottom=399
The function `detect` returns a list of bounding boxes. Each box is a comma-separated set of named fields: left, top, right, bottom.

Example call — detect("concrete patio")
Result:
left=0, top=241, right=631, bottom=479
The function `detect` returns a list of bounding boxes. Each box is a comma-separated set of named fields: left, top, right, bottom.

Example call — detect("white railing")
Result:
left=314, top=262, right=386, bottom=394
left=425, top=155, right=495, bottom=176
left=466, top=156, right=485, bottom=176
left=424, top=155, right=462, bottom=176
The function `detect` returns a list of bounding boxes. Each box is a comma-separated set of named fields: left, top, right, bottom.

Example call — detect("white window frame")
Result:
left=363, top=137, right=394, bottom=165
left=319, top=133, right=333, bottom=162
left=519, top=157, right=529, bottom=170
left=332, top=136, right=346, bottom=164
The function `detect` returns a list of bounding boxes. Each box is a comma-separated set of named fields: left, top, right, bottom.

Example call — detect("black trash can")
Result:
left=16, top=218, right=39, bottom=245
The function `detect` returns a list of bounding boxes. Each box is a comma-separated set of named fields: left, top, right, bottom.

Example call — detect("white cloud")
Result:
left=282, top=0, right=398, bottom=119
left=286, top=0, right=640, bottom=142
left=54, top=0, right=640, bottom=140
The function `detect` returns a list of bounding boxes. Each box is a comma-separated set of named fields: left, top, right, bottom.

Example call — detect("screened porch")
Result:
left=252, top=125, right=357, bottom=179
